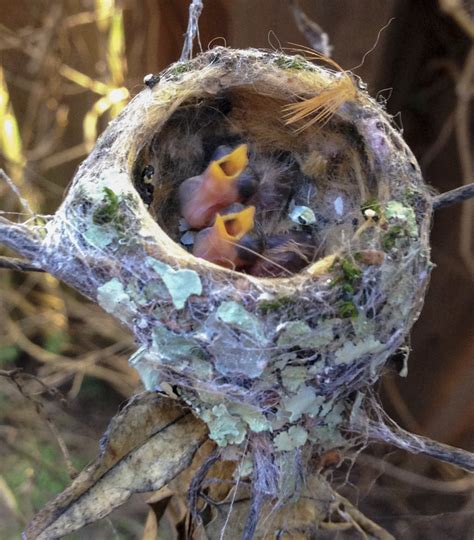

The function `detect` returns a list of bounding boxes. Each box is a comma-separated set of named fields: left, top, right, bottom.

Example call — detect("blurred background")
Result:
left=0, top=0, right=473, bottom=538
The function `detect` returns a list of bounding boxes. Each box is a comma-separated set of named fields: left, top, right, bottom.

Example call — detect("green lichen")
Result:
left=83, top=223, right=116, bottom=248
left=274, top=426, right=308, bottom=452
left=385, top=200, right=418, bottom=237
left=146, top=257, right=202, bottom=309
left=216, top=301, right=265, bottom=341
left=93, top=187, right=120, bottom=225
left=277, top=320, right=334, bottom=349
left=97, top=278, right=136, bottom=322
left=282, top=385, right=324, bottom=422
left=201, top=404, right=247, bottom=446
left=228, top=403, right=272, bottom=433
left=334, top=336, right=384, bottom=365
left=152, top=326, right=204, bottom=364
left=308, top=401, right=347, bottom=450
left=281, top=366, right=307, bottom=392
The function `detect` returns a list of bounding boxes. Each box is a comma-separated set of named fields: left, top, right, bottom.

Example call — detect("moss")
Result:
left=331, top=259, right=362, bottom=318
left=341, top=259, right=362, bottom=282
left=339, top=300, right=358, bottom=319
left=382, top=225, right=403, bottom=250
left=257, top=295, right=295, bottom=314
left=274, top=55, right=308, bottom=70
left=92, top=187, right=120, bottom=225
left=170, top=61, right=192, bottom=76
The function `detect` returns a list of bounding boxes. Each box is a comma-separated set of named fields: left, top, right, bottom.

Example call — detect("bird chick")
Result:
left=179, top=144, right=257, bottom=229
left=250, top=231, right=316, bottom=277
left=193, top=206, right=262, bottom=269
left=247, top=153, right=297, bottom=231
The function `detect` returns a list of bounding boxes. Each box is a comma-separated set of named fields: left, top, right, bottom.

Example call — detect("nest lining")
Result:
left=40, top=48, right=433, bottom=509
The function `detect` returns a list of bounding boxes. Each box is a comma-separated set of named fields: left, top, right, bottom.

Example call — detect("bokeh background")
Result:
left=0, top=1, right=473, bottom=538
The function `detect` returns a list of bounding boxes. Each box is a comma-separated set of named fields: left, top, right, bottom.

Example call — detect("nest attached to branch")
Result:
left=38, top=47, right=432, bottom=523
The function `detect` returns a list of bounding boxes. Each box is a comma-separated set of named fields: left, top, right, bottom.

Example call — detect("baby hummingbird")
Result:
left=193, top=206, right=262, bottom=269
left=179, top=144, right=257, bottom=229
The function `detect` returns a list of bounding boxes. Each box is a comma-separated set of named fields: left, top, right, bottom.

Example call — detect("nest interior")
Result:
left=133, top=79, right=375, bottom=274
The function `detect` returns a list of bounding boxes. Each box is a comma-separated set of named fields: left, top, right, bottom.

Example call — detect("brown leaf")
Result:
left=24, top=392, right=208, bottom=539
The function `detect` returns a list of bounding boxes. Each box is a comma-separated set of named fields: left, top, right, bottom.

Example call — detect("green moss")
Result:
left=257, top=295, right=295, bottom=314
left=274, top=55, right=308, bottom=70
left=339, top=300, right=358, bottom=318
left=382, top=225, right=403, bottom=250
left=93, top=187, right=120, bottom=225
left=332, top=259, right=362, bottom=318
left=341, top=259, right=362, bottom=282
left=170, top=62, right=192, bottom=76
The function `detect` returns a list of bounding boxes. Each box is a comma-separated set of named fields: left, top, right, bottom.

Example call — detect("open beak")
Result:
left=179, top=144, right=249, bottom=229
left=193, top=206, right=256, bottom=268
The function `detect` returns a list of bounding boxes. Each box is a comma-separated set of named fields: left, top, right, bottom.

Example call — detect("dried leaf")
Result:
left=24, top=393, right=208, bottom=539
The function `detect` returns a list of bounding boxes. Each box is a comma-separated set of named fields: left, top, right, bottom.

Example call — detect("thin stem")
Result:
left=433, top=182, right=474, bottom=210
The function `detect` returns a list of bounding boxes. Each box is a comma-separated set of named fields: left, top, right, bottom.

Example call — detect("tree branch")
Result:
left=433, top=182, right=474, bottom=210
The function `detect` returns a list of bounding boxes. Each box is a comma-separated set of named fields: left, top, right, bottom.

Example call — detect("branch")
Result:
left=289, top=0, right=332, bottom=57
left=364, top=417, right=474, bottom=473
left=0, top=216, right=43, bottom=261
left=0, top=255, right=44, bottom=272
left=180, top=0, right=204, bottom=61
left=433, top=182, right=474, bottom=209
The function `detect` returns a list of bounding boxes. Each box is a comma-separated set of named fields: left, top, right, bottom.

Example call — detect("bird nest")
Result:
left=41, top=47, right=432, bottom=499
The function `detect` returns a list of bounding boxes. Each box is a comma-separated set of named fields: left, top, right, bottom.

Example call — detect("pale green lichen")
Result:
left=130, top=354, right=162, bottom=391
left=277, top=319, right=336, bottom=349
left=146, top=257, right=202, bottom=309
left=385, top=201, right=418, bottom=237
left=274, top=426, right=308, bottom=451
left=308, top=401, right=347, bottom=450
left=201, top=404, right=247, bottom=446
left=82, top=223, right=116, bottom=248
left=97, top=278, right=137, bottom=323
left=282, top=385, right=324, bottom=422
left=234, top=457, right=253, bottom=479
left=152, top=326, right=204, bottom=366
left=334, top=337, right=384, bottom=365
left=216, top=301, right=265, bottom=341
left=281, top=366, right=307, bottom=392
left=228, top=403, right=272, bottom=433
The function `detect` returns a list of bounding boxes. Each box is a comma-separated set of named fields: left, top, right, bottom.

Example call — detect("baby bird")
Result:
left=193, top=206, right=262, bottom=269
left=247, top=153, right=297, bottom=231
left=179, top=144, right=258, bottom=229
left=250, top=231, right=316, bottom=277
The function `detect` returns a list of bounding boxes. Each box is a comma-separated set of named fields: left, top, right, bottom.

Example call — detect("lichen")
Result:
left=97, top=278, right=136, bottom=323
left=201, top=404, right=247, bottom=446
left=334, top=337, right=384, bottom=365
left=385, top=200, right=418, bottom=237
left=146, top=257, right=202, bottom=309
left=274, top=426, right=309, bottom=451
left=282, top=385, right=325, bottom=422
left=216, top=301, right=265, bottom=342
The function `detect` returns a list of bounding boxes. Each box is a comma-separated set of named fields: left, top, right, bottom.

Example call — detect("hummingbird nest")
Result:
left=40, top=47, right=431, bottom=511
